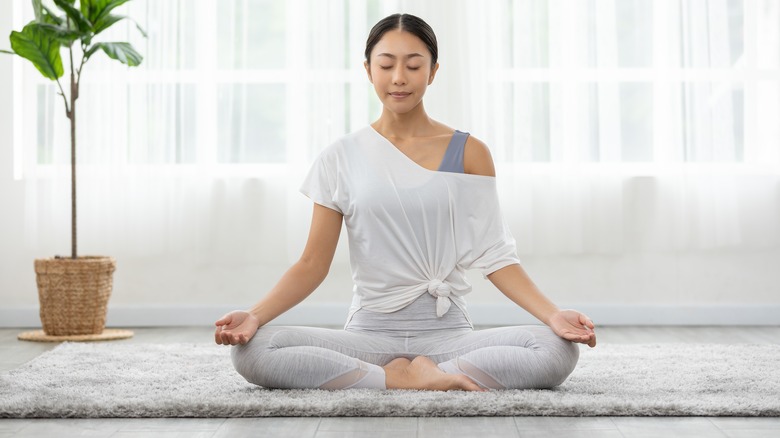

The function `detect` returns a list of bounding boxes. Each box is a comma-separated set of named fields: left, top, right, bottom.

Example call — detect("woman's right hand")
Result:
left=214, top=311, right=261, bottom=345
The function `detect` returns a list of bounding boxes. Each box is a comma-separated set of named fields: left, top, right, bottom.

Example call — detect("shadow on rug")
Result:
left=1, top=342, right=778, bottom=418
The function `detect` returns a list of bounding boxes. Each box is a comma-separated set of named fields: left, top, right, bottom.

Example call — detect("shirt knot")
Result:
left=427, top=279, right=452, bottom=317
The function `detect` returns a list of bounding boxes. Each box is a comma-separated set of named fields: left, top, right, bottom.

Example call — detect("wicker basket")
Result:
left=34, top=256, right=116, bottom=336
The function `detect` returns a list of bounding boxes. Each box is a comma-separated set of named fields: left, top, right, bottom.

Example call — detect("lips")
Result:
left=389, top=92, right=411, bottom=97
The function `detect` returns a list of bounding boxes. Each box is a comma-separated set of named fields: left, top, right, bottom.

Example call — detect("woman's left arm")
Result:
left=487, top=264, right=597, bottom=348
left=464, top=137, right=595, bottom=347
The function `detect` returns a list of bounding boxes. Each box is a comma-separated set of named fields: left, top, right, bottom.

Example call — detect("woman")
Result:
left=214, top=13, right=596, bottom=391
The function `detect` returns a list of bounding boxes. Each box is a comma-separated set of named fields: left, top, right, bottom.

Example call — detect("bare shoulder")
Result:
left=463, top=135, right=496, bottom=177
left=430, top=119, right=455, bottom=134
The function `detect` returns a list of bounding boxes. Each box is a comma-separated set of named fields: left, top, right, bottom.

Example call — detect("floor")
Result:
left=1, top=326, right=779, bottom=438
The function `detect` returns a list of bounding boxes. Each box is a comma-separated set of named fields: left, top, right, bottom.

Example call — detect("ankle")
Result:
left=383, top=363, right=410, bottom=389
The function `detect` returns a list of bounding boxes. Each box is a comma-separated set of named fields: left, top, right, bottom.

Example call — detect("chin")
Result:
left=383, top=99, right=422, bottom=114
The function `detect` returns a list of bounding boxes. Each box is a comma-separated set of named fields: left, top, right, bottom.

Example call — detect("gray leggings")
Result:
left=231, top=294, right=579, bottom=390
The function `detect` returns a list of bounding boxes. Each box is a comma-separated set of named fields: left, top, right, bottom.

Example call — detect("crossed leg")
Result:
left=231, top=324, right=579, bottom=390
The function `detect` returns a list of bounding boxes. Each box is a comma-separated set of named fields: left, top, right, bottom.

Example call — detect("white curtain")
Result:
left=422, top=0, right=780, bottom=255
left=14, top=0, right=780, bottom=268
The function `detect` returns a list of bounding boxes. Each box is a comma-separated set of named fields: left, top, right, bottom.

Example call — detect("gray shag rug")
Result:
left=1, top=342, right=778, bottom=418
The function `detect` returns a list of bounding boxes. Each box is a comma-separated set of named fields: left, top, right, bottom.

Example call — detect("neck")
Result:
left=372, top=102, right=435, bottom=139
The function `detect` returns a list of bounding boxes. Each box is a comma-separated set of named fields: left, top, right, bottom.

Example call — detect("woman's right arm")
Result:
left=215, top=203, right=344, bottom=345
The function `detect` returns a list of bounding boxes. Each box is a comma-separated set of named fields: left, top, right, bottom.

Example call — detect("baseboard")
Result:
left=1, top=303, right=779, bottom=328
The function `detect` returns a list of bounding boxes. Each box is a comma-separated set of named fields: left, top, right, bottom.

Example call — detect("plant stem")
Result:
left=56, top=79, right=70, bottom=116
left=77, top=43, right=87, bottom=84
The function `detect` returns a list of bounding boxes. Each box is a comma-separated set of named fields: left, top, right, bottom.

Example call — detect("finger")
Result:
left=238, top=334, right=247, bottom=344
left=561, top=331, right=587, bottom=343
left=585, top=324, right=596, bottom=346
left=231, top=334, right=241, bottom=346
left=215, top=315, right=231, bottom=326
left=579, top=313, right=595, bottom=329
left=220, top=331, right=233, bottom=345
left=214, top=327, right=223, bottom=345
left=567, top=330, right=596, bottom=345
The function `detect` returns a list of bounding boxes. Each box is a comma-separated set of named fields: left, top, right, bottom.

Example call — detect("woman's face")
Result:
left=364, top=29, right=439, bottom=115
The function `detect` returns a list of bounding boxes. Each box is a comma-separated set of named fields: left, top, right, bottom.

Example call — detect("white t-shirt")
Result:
left=299, top=126, right=521, bottom=325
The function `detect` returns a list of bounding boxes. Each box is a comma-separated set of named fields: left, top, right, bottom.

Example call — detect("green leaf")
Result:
left=92, top=13, right=124, bottom=35
left=32, top=0, right=43, bottom=22
left=36, top=22, right=84, bottom=45
left=41, top=6, right=65, bottom=26
left=0, top=49, right=15, bottom=55
left=92, top=13, right=147, bottom=38
left=9, top=23, right=64, bottom=80
left=135, top=21, right=147, bottom=38
left=90, top=42, right=142, bottom=66
left=96, top=0, right=132, bottom=25
left=80, top=0, right=97, bottom=23
left=53, top=0, right=92, bottom=33
left=84, top=43, right=100, bottom=59
left=81, top=0, right=131, bottom=26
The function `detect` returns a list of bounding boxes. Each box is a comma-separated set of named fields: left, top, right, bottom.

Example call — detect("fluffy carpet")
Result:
left=1, top=342, right=778, bottom=418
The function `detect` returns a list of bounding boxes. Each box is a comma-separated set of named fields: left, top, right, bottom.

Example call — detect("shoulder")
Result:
left=428, top=121, right=495, bottom=177
left=319, top=127, right=368, bottom=158
left=463, top=134, right=496, bottom=177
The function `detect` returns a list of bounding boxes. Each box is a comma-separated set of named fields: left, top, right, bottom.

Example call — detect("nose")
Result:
left=392, top=65, right=406, bottom=85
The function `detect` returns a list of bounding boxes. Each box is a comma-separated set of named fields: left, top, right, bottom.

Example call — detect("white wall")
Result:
left=1, top=2, right=778, bottom=328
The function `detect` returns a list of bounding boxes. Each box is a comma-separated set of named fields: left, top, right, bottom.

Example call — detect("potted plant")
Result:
left=2, top=0, right=145, bottom=336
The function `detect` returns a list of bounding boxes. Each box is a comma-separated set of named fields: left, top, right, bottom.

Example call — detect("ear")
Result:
left=364, top=60, right=373, bottom=83
left=428, top=62, right=440, bottom=85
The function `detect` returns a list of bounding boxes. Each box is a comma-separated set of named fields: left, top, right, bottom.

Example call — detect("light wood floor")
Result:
left=1, top=326, right=779, bottom=438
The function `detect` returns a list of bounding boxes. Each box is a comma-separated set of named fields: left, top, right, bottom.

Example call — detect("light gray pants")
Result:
left=231, top=294, right=579, bottom=390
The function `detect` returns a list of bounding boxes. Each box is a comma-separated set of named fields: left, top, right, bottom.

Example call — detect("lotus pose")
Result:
left=215, top=13, right=596, bottom=391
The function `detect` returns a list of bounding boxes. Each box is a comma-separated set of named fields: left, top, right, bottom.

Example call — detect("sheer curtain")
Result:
left=15, top=0, right=382, bottom=266
left=428, top=0, right=780, bottom=255
left=13, top=0, right=780, bottom=278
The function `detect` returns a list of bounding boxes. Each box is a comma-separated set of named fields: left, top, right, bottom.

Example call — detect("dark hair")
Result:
left=364, top=14, right=438, bottom=67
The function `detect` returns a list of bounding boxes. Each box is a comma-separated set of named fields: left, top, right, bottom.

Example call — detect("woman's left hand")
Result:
left=548, top=310, right=597, bottom=348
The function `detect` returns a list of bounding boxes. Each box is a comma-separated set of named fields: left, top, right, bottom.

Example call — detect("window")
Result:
left=13, top=0, right=780, bottom=175
left=482, top=0, right=779, bottom=164
left=17, top=0, right=397, bottom=172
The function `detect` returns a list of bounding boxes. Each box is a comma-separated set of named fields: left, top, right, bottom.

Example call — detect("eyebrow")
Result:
left=375, top=53, right=425, bottom=60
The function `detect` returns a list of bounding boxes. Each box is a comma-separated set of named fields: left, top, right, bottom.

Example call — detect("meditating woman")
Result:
left=214, top=13, right=596, bottom=391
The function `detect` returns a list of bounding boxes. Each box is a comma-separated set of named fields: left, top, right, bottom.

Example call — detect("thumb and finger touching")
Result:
left=215, top=313, right=233, bottom=327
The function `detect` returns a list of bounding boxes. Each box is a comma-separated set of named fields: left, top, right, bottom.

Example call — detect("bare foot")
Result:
left=384, top=357, right=412, bottom=371
left=383, top=356, right=484, bottom=391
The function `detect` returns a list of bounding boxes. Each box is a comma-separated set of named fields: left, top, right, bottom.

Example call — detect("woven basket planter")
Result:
left=34, top=256, right=116, bottom=336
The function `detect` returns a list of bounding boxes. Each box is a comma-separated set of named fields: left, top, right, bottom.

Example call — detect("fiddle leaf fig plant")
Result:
left=1, top=0, right=146, bottom=258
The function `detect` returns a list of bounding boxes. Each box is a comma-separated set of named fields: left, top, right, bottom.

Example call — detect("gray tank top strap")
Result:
left=437, top=130, right=470, bottom=173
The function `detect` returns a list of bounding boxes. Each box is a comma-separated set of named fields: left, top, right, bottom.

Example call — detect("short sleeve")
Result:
left=455, top=181, right=521, bottom=279
left=470, top=217, right=522, bottom=279
left=299, top=151, right=343, bottom=214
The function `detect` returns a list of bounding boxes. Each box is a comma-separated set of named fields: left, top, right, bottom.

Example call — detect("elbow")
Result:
left=297, top=256, right=331, bottom=282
